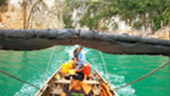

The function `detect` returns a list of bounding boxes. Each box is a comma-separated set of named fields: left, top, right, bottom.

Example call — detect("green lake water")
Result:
left=0, top=46, right=170, bottom=96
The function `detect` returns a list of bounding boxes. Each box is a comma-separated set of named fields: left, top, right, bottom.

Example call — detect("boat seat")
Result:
left=55, top=80, right=100, bottom=85
left=50, top=88, right=63, bottom=96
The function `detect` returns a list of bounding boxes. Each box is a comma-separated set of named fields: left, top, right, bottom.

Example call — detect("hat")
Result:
left=76, top=45, right=83, bottom=49
left=72, top=72, right=84, bottom=81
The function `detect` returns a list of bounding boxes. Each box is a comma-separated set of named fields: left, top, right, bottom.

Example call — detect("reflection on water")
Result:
left=0, top=46, right=170, bottom=96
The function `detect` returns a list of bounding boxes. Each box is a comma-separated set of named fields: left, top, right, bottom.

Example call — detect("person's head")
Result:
left=77, top=46, right=83, bottom=52
left=71, top=72, right=84, bottom=87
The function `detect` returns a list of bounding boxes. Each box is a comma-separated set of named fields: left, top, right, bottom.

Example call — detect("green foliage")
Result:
left=0, top=0, right=7, bottom=6
left=63, top=15, right=74, bottom=28
left=162, top=0, right=170, bottom=25
left=62, top=0, right=170, bottom=30
left=62, top=0, right=83, bottom=28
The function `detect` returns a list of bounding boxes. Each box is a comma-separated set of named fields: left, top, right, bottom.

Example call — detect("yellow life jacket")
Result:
left=61, top=63, right=69, bottom=74
left=68, top=60, right=74, bottom=69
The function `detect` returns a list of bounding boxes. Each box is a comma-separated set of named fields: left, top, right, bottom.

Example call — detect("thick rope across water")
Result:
left=43, top=47, right=56, bottom=82
left=93, top=51, right=97, bottom=66
left=0, top=69, right=41, bottom=90
left=114, top=60, right=170, bottom=91
left=100, top=52, right=111, bottom=84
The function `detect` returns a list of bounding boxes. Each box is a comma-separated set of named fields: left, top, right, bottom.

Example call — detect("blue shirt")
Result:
left=77, top=51, right=86, bottom=65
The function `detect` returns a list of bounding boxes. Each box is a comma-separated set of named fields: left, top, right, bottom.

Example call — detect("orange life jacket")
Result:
left=100, top=83, right=114, bottom=96
left=68, top=82, right=95, bottom=96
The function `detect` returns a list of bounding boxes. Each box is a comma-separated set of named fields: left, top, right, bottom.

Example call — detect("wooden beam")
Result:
left=0, top=29, right=170, bottom=56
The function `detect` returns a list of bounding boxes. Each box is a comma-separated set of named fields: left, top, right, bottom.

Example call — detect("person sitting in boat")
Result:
left=73, top=46, right=86, bottom=73
left=61, top=72, right=95, bottom=96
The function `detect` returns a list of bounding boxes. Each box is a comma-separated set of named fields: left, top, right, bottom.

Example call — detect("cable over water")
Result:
left=115, top=60, right=170, bottom=91
left=43, top=47, right=56, bottom=83
left=99, top=51, right=111, bottom=84
left=0, top=69, right=41, bottom=90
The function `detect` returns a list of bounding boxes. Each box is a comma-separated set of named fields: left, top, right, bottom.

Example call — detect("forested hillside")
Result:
left=0, top=0, right=169, bottom=39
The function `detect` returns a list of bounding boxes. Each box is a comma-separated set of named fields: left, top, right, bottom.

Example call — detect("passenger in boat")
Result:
left=73, top=46, right=86, bottom=73
left=73, top=47, right=79, bottom=58
left=61, top=72, right=95, bottom=96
